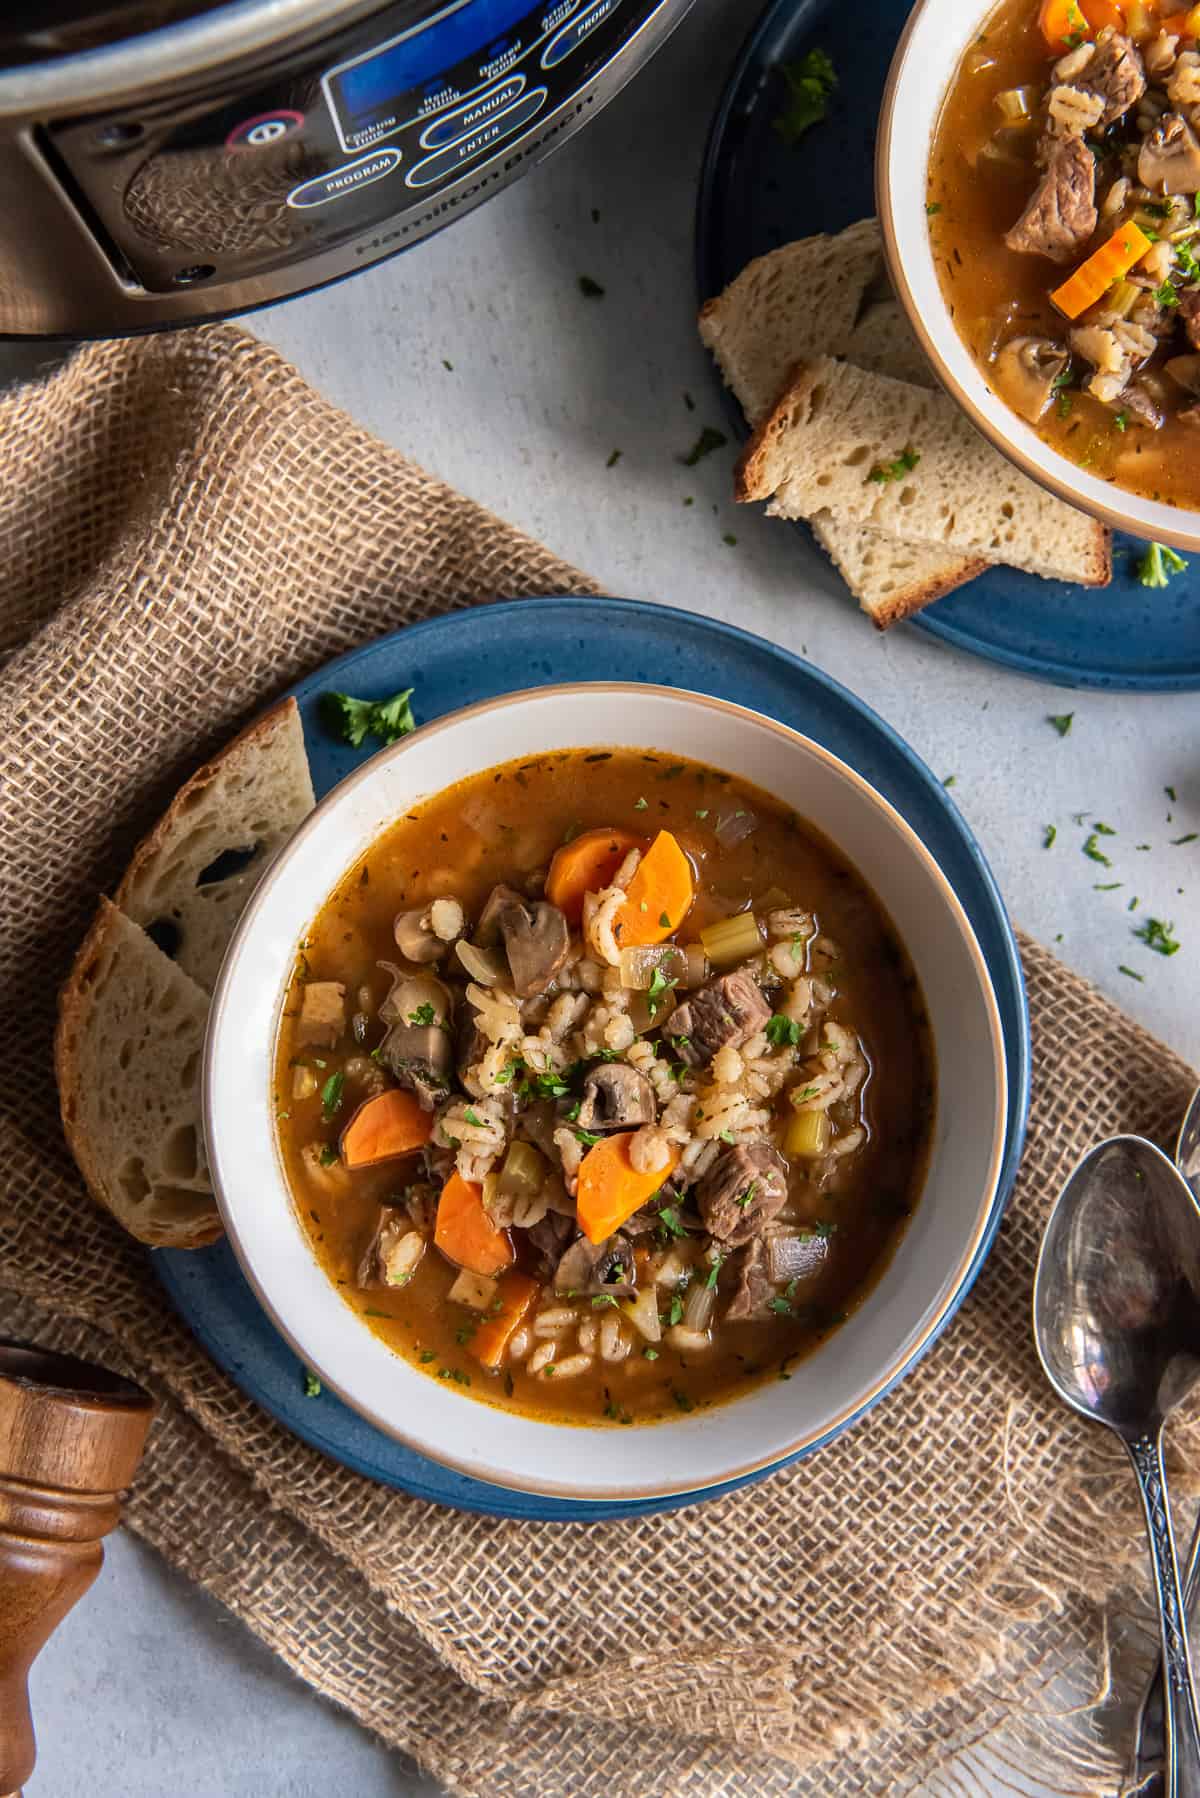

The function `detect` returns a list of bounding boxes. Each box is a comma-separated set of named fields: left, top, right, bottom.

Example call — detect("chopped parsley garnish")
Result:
left=705, top=1256, right=723, bottom=1290
left=723, top=532, right=738, bottom=547
left=659, top=911, right=672, bottom=928
left=868, top=446, right=920, bottom=484
left=634, top=795, right=649, bottom=811
left=320, top=1072, right=344, bottom=1119
left=768, top=1296, right=793, bottom=1316
left=1044, top=824, right=1057, bottom=849
left=926, top=201, right=942, bottom=216
left=603, top=1401, right=634, bottom=1425
left=1173, top=832, right=1198, bottom=845
left=643, top=1347, right=660, bottom=1360
left=1093, top=821, right=1116, bottom=836
left=695, top=808, right=709, bottom=820
left=564, top=1098, right=581, bottom=1122
left=303, top=1370, right=322, bottom=1398
left=1119, top=964, right=1144, bottom=981
left=1134, top=916, right=1180, bottom=957
left=419, top=1350, right=436, bottom=1364
left=1167, top=785, right=1179, bottom=803
left=646, top=965, right=678, bottom=1018
left=1094, top=881, right=1122, bottom=891
left=606, top=448, right=622, bottom=468
left=1137, top=542, right=1188, bottom=588
left=680, top=425, right=728, bottom=466
left=942, top=774, right=957, bottom=788
left=320, top=686, right=415, bottom=749
left=1048, top=712, right=1074, bottom=737
left=573, top=1126, right=602, bottom=1147
left=463, top=1106, right=483, bottom=1127
left=578, top=274, right=605, bottom=298
left=1113, top=410, right=1129, bottom=432
left=591, top=1293, right=621, bottom=1309
left=667, top=1295, right=685, bottom=1326
left=736, top=1181, right=758, bottom=1211
left=1154, top=280, right=1181, bottom=309
left=672, top=1388, right=695, bottom=1413
left=1082, top=834, right=1112, bottom=868
left=408, top=1002, right=436, bottom=1026
left=718, top=1128, right=736, bottom=1144
left=793, top=1085, right=820, bottom=1103
left=773, top=47, right=838, bottom=146
left=765, top=1014, right=802, bottom=1047
left=318, top=1143, right=339, bottom=1167
left=657, top=1204, right=687, bottom=1239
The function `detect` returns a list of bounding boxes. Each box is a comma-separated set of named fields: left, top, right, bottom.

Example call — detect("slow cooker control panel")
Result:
left=45, top=0, right=670, bottom=297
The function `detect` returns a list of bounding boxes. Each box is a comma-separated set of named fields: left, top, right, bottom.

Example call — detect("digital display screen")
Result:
left=327, top=0, right=541, bottom=146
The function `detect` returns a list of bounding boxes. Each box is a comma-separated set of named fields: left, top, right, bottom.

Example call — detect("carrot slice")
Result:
left=340, top=1089, right=433, bottom=1169
left=469, top=1271, right=540, bottom=1369
left=546, top=826, right=646, bottom=924
left=1050, top=223, right=1153, bottom=321
left=434, top=1171, right=515, bottom=1276
left=1038, top=0, right=1124, bottom=48
left=612, top=830, right=695, bottom=949
left=576, top=1133, right=679, bottom=1245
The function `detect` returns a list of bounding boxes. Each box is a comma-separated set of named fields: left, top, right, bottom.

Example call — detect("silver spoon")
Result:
left=1129, top=1093, right=1200, bottom=1797
left=1034, top=1134, right=1200, bottom=1798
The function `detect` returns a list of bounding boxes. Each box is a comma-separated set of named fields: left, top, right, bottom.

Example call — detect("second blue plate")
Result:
left=156, top=597, right=1030, bottom=1519
left=696, top=0, right=1200, bottom=691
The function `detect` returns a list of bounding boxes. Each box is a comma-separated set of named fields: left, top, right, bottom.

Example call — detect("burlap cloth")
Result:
left=2, top=322, right=1197, bottom=1797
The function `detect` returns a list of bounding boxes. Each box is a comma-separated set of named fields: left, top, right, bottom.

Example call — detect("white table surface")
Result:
left=12, top=0, right=1200, bottom=1788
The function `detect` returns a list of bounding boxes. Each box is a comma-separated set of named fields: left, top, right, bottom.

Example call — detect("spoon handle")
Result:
left=1129, top=1504, right=1200, bottom=1795
left=1126, top=1431, right=1200, bottom=1798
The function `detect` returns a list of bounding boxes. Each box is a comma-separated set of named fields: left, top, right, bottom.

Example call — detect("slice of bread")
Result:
left=737, top=356, right=1112, bottom=587
left=55, top=898, right=219, bottom=1249
left=698, top=221, right=984, bottom=624
left=116, top=697, right=315, bottom=993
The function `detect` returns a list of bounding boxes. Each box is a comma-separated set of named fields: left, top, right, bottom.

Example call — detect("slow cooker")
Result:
left=0, top=0, right=695, bottom=337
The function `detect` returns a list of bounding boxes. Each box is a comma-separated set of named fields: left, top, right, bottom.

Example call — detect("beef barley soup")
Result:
left=929, top=0, right=1200, bottom=507
left=274, top=748, right=935, bottom=1426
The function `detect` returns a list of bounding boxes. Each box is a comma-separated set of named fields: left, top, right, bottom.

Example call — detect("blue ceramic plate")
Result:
left=156, top=597, right=1030, bottom=1519
left=695, top=0, right=1200, bottom=691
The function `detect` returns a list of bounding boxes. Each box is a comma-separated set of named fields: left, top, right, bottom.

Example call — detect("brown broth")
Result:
left=929, top=0, right=1200, bottom=506
left=274, top=748, right=935, bottom=1426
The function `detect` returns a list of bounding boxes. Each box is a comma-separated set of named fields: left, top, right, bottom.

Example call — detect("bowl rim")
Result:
left=875, top=0, right=1200, bottom=555
left=203, top=679, right=1010, bottom=1499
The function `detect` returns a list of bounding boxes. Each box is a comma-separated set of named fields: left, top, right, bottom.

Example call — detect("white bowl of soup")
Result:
left=879, top=0, right=1200, bottom=548
left=204, top=684, right=1007, bottom=1502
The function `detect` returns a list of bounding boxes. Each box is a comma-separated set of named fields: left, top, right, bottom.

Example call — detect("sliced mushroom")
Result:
left=376, top=968, right=454, bottom=1110
left=553, top=1231, right=637, bottom=1297
left=393, top=906, right=448, bottom=963
left=991, top=336, right=1070, bottom=423
left=357, top=1210, right=426, bottom=1288
left=576, top=1062, right=657, bottom=1133
left=1139, top=112, right=1200, bottom=196
left=1116, top=382, right=1164, bottom=429
left=499, top=899, right=570, bottom=998
left=473, top=883, right=528, bottom=948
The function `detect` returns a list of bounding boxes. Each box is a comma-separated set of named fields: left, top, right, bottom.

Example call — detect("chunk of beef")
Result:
left=524, top=1208, right=575, bottom=1282
left=1073, top=27, right=1145, bottom=128
left=553, top=1231, right=637, bottom=1296
left=668, top=970, right=771, bottom=1067
left=724, top=1237, right=775, bottom=1321
left=297, top=980, right=346, bottom=1048
left=1181, top=288, right=1200, bottom=352
left=1004, top=137, right=1097, bottom=263
left=695, top=1141, right=789, bottom=1246
left=577, top=1062, right=657, bottom=1133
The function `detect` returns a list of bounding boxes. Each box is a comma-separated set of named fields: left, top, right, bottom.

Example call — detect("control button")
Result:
left=287, top=147, right=402, bottom=209
left=541, top=0, right=618, bottom=68
left=226, top=110, right=305, bottom=152
left=405, top=89, right=547, bottom=189
left=420, top=76, right=527, bottom=150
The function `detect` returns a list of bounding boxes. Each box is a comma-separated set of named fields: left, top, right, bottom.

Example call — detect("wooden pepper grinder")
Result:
left=0, top=1341, right=155, bottom=1797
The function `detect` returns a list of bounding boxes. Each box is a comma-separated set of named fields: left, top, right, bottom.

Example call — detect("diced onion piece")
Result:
left=627, top=984, right=677, bottom=1037
left=498, top=1139, right=544, bottom=1198
left=767, top=1231, right=827, bottom=1283
left=448, top=1269, right=499, bottom=1310
left=624, top=1286, right=662, bottom=1343
left=681, top=943, right=709, bottom=989
left=292, top=1064, right=318, bottom=1100
left=618, top=944, right=688, bottom=990
left=784, top=1109, right=832, bottom=1158
left=455, top=939, right=507, bottom=985
left=714, top=809, right=758, bottom=849
left=699, top=911, right=762, bottom=969
left=682, top=1279, right=716, bottom=1332
left=994, top=85, right=1037, bottom=121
